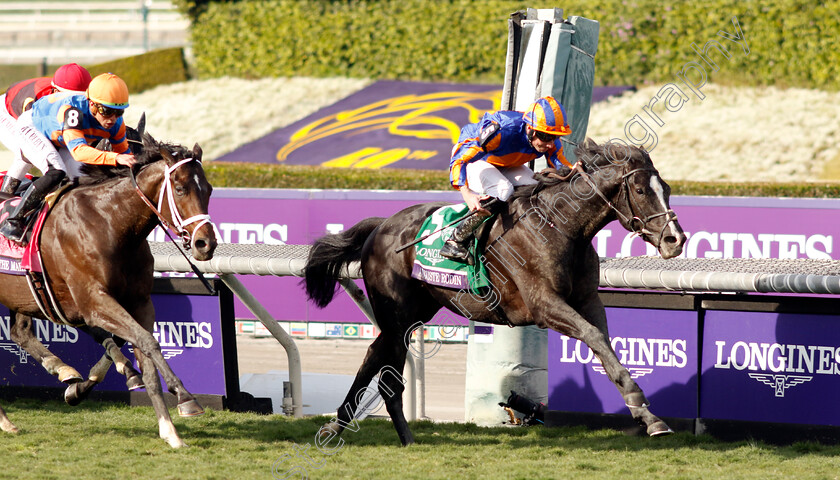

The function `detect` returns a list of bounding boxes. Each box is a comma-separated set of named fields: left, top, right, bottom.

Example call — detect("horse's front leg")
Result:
left=9, top=312, right=82, bottom=384
left=77, top=293, right=194, bottom=448
left=128, top=299, right=203, bottom=417
left=543, top=296, right=672, bottom=436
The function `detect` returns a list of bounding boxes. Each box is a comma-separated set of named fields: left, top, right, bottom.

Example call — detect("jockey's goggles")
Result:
left=531, top=129, right=559, bottom=142
left=94, top=103, right=124, bottom=118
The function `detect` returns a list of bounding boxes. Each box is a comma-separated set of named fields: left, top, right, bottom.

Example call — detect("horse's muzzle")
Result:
left=657, top=221, right=686, bottom=259
left=190, top=224, right=217, bottom=261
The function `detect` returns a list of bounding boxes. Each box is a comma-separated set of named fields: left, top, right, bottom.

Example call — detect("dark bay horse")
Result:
left=304, top=140, right=686, bottom=445
left=0, top=133, right=217, bottom=447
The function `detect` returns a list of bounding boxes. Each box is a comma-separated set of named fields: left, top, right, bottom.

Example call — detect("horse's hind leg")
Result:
left=0, top=403, right=19, bottom=434
left=374, top=334, right=414, bottom=446
left=575, top=296, right=672, bottom=436
left=321, top=334, right=394, bottom=438
left=64, top=337, right=145, bottom=406
left=9, top=312, right=82, bottom=384
left=65, top=328, right=145, bottom=406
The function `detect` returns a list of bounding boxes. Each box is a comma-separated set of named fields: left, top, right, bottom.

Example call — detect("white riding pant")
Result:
left=0, top=93, right=31, bottom=179
left=464, top=160, right=538, bottom=202
left=15, top=109, right=82, bottom=180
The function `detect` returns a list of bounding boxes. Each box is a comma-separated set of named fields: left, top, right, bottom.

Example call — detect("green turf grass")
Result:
left=2, top=399, right=840, bottom=479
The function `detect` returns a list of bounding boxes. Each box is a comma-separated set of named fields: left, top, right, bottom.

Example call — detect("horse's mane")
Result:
left=511, top=139, right=650, bottom=200
left=77, top=133, right=193, bottom=186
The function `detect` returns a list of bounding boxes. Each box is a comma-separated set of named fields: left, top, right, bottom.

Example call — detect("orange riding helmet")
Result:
left=522, top=96, right=571, bottom=136
left=86, top=73, right=130, bottom=109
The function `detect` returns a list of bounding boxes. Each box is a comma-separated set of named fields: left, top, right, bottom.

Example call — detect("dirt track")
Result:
left=235, top=335, right=467, bottom=422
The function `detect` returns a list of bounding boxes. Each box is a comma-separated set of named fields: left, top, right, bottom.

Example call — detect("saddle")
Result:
left=0, top=183, right=76, bottom=325
left=411, top=203, right=494, bottom=292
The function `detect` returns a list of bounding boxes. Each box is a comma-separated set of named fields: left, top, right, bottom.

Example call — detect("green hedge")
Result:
left=187, top=0, right=840, bottom=90
left=204, top=162, right=840, bottom=198
left=87, top=47, right=189, bottom=94
left=1, top=48, right=188, bottom=96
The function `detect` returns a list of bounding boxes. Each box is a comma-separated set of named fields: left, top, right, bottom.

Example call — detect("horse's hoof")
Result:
left=177, top=399, right=205, bottom=417
left=57, top=366, right=83, bottom=384
left=125, top=375, right=145, bottom=391
left=64, top=383, right=83, bottom=406
left=0, top=420, right=19, bottom=434
left=647, top=421, right=673, bottom=437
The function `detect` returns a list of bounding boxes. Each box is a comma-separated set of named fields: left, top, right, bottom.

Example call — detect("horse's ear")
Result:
left=137, top=112, right=146, bottom=136
left=582, top=137, right=598, bottom=151
left=192, top=143, right=203, bottom=161
left=159, top=145, right=175, bottom=165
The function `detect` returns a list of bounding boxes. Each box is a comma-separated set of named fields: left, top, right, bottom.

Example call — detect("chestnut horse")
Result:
left=0, top=133, right=216, bottom=447
left=304, top=140, right=686, bottom=445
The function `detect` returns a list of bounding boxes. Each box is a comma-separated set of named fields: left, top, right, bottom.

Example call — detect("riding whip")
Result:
left=394, top=198, right=498, bottom=254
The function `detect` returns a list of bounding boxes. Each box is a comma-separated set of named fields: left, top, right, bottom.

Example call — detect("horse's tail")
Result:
left=304, top=217, right=386, bottom=308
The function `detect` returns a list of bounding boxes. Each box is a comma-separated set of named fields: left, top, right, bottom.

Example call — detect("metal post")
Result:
left=219, top=273, right=303, bottom=418
left=414, top=325, right=426, bottom=419
left=141, top=0, right=150, bottom=51
left=404, top=355, right=417, bottom=421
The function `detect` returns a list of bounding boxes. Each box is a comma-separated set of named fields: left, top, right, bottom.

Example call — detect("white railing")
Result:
left=0, top=1, right=189, bottom=65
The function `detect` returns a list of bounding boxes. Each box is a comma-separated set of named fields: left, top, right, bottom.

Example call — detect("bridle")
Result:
left=130, top=155, right=217, bottom=294
left=130, top=156, right=213, bottom=251
left=575, top=162, right=679, bottom=248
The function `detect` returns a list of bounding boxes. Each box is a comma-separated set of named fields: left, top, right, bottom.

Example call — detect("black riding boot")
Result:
left=439, top=211, right=491, bottom=264
left=0, top=175, right=21, bottom=195
left=0, top=168, right=64, bottom=243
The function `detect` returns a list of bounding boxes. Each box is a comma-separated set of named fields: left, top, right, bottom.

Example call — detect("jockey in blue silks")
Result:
left=441, top=96, right=573, bottom=262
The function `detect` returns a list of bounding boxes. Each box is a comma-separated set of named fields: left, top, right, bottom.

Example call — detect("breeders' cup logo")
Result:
left=557, top=334, right=688, bottom=378
left=714, top=340, right=840, bottom=398
left=0, top=316, right=79, bottom=364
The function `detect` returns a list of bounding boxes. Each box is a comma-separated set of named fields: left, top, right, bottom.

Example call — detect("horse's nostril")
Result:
left=194, top=239, right=206, bottom=250
left=664, top=236, right=677, bottom=245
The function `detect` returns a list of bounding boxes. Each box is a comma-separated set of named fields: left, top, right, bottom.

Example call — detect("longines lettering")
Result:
left=557, top=335, right=688, bottom=368
left=595, top=230, right=832, bottom=259
left=0, top=316, right=78, bottom=343
left=153, top=322, right=214, bottom=348
left=714, top=340, right=840, bottom=375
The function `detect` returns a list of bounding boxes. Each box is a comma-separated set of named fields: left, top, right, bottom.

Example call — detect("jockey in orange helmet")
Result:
left=0, top=73, right=137, bottom=243
left=0, top=63, right=92, bottom=194
left=441, top=96, right=572, bottom=262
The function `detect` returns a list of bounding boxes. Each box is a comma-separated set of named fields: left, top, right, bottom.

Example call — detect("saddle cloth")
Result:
left=0, top=190, right=62, bottom=275
left=411, top=203, right=490, bottom=291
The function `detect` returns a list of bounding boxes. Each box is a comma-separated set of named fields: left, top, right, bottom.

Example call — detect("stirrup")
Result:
left=440, top=239, right=474, bottom=265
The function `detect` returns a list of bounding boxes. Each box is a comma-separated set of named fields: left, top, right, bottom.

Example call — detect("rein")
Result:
left=130, top=158, right=216, bottom=294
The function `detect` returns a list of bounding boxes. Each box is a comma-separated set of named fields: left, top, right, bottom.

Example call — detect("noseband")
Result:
left=130, top=157, right=213, bottom=251
left=577, top=163, right=678, bottom=248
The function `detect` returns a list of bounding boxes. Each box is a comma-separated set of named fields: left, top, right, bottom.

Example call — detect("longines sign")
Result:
left=701, top=310, right=840, bottom=426
left=548, top=307, right=699, bottom=419
left=0, top=282, right=229, bottom=396
left=179, top=190, right=840, bottom=325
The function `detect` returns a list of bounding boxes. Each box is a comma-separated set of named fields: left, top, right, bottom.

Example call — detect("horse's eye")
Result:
left=175, top=185, right=186, bottom=196
left=635, top=187, right=644, bottom=194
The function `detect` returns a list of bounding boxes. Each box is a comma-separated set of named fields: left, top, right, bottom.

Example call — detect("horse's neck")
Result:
left=524, top=171, right=621, bottom=241
left=111, top=162, right=165, bottom=238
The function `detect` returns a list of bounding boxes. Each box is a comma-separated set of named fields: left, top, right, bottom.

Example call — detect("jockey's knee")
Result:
left=492, top=181, right=514, bottom=202
left=44, top=168, right=66, bottom=182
